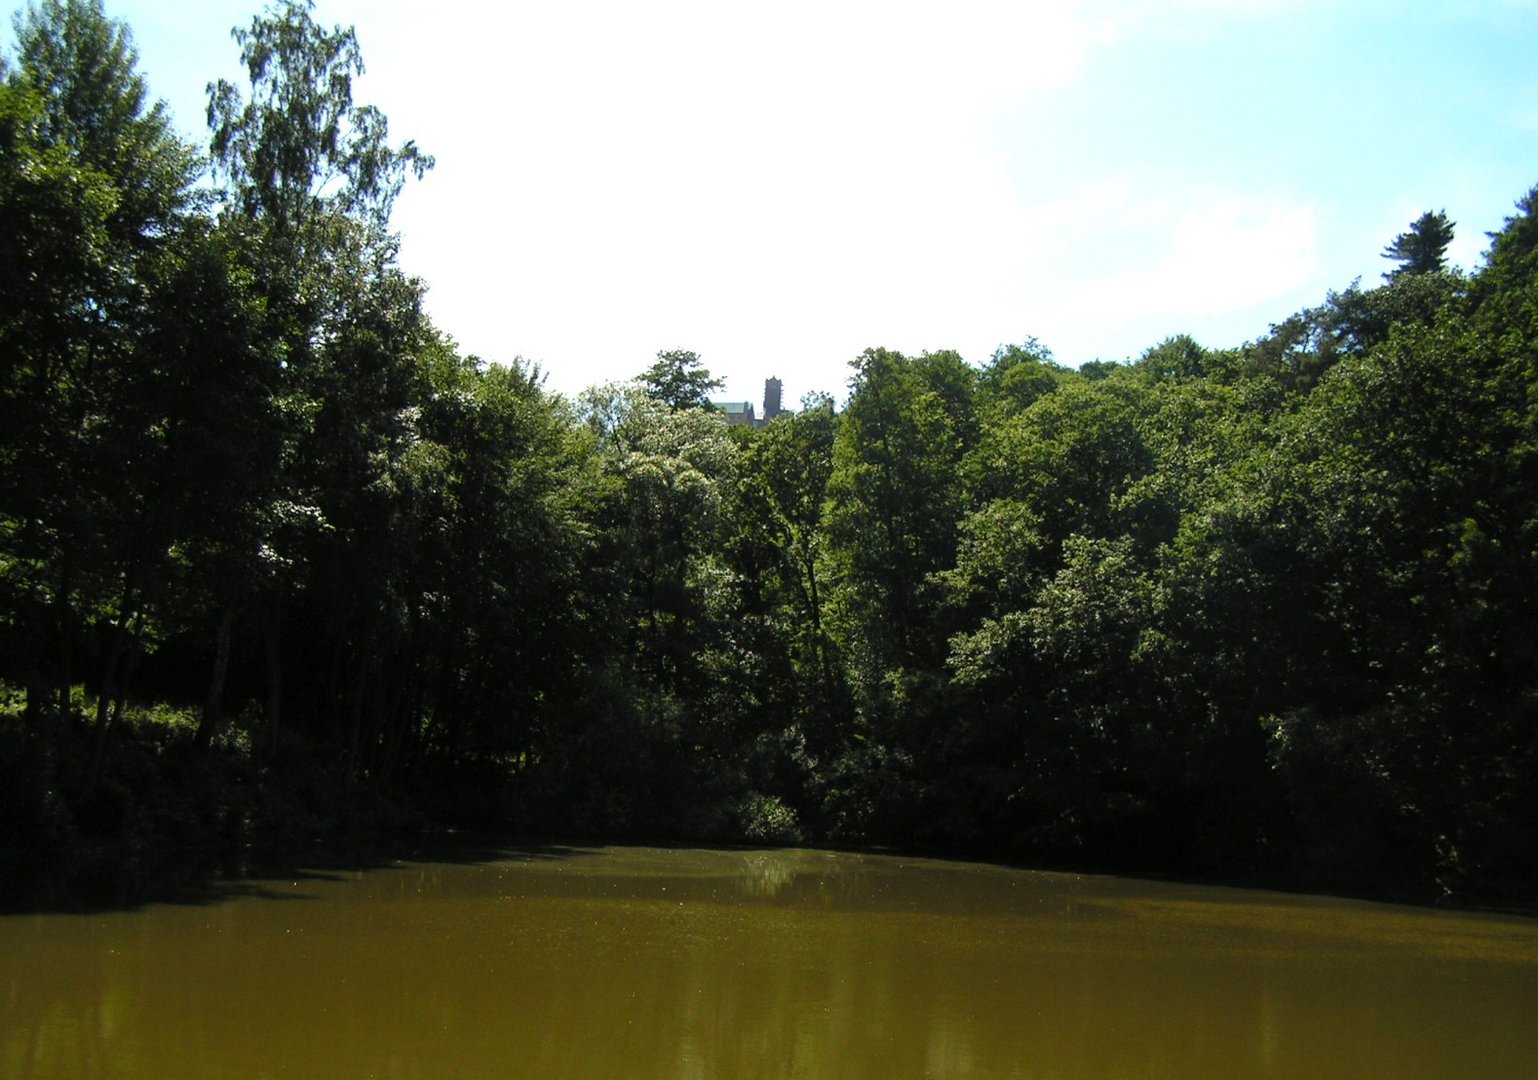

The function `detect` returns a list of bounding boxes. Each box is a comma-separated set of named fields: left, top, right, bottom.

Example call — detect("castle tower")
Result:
left=763, top=377, right=783, bottom=422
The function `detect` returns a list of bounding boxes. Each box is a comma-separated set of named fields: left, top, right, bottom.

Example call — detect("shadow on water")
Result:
left=10, top=829, right=1535, bottom=921
left=0, top=834, right=600, bottom=917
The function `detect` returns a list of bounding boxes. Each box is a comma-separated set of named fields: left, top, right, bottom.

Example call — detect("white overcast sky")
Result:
left=28, top=0, right=1538, bottom=405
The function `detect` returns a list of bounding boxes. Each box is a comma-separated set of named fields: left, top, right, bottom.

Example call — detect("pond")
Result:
left=3, top=845, right=1536, bottom=1078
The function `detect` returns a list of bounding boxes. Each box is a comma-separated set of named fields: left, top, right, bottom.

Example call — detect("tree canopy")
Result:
left=3, top=1, right=1537, bottom=910
left=1382, top=209, right=1456, bottom=278
left=639, top=348, right=723, bottom=410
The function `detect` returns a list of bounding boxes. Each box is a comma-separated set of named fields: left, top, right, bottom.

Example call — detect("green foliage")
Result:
left=207, top=0, right=431, bottom=238
left=968, top=374, right=1156, bottom=553
left=638, top=349, right=724, bottom=410
left=1483, top=186, right=1538, bottom=275
left=1135, top=334, right=1209, bottom=381
left=826, top=348, right=975, bottom=684
left=0, top=0, right=210, bottom=735
left=1382, top=209, right=1455, bottom=279
left=732, top=792, right=803, bottom=845
left=977, top=338, right=1065, bottom=419
left=1240, top=270, right=1465, bottom=392
left=11, top=0, right=199, bottom=235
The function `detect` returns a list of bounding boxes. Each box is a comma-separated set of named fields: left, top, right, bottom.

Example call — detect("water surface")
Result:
left=4, top=845, right=1536, bottom=1078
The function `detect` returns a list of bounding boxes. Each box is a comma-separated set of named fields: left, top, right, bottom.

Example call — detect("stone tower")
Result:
left=763, top=377, right=783, bottom=422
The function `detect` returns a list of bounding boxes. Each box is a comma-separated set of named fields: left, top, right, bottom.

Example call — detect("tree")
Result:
left=968, top=373, right=1155, bottom=553
left=560, top=381, right=746, bottom=832
left=11, top=0, right=199, bottom=237
left=0, top=75, right=116, bottom=720
left=90, top=216, right=274, bottom=769
left=204, top=0, right=434, bottom=756
left=639, top=349, right=723, bottom=410
left=733, top=394, right=846, bottom=728
left=817, top=348, right=979, bottom=842
left=1382, top=209, right=1455, bottom=279
left=207, top=0, right=430, bottom=240
left=1482, top=185, right=1538, bottom=273
left=393, top=347, right=601, bottom=793
left=826, top=348, right=975, bottom=680
left=976, top=338, right=1064, bottom=422
left=1136, top=334, right=1208, bottom=381
left=0, top=0, right=202, bottom=728
left=1242, top=270, right=1463, bottom=392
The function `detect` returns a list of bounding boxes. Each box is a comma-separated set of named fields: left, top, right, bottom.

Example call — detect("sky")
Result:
left=22, top=0, right=1538, bottom=406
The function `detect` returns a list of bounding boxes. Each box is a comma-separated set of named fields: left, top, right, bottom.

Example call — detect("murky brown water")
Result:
left=3, top=845, right=1536, bottom=1078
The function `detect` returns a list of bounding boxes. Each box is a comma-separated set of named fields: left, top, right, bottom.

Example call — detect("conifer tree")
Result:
left=1382, top=209, right=1455, bottom=278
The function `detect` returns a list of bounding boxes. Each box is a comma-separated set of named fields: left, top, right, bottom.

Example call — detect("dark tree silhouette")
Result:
left=1382, top=209, right=1455, bottom=279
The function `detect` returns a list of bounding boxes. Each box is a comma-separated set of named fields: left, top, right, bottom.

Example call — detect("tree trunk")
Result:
left=326, top=635, right=348, bottom=744
left=375, top=670, right=418, bottom=793
left=345, top=648, right=369, bottom=786
left=55, top=556, right=73, bottom=720
left=193, top=607, right=235, bottom=751
left=23, top=671, right=45, bottom=730
left=262, top=597, right=284, bottom=759
left=86, top=605, right=140, bottom=791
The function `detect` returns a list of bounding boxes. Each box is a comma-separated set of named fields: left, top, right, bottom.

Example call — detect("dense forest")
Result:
left=3, top=0, right=1536, bottom=909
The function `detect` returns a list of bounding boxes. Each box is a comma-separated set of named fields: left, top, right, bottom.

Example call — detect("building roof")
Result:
left=712, top=401, right=757, bottom=427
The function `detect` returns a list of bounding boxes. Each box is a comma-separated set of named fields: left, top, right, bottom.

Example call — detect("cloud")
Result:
left=384, top=2, right=1119, bottom=388
left=1110, top=192, right=1318, bottom=319
left=975, top=179, right=1319, bottom=362
left=182, top=1, right=1328, bottom=394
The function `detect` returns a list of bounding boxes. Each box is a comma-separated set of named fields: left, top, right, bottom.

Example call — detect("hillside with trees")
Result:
left=3, top=0, right=1535, bottom=909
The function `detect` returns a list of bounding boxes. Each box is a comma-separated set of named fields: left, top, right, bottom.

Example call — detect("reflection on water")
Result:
left=3, top=846, right=1536, bottom=1078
